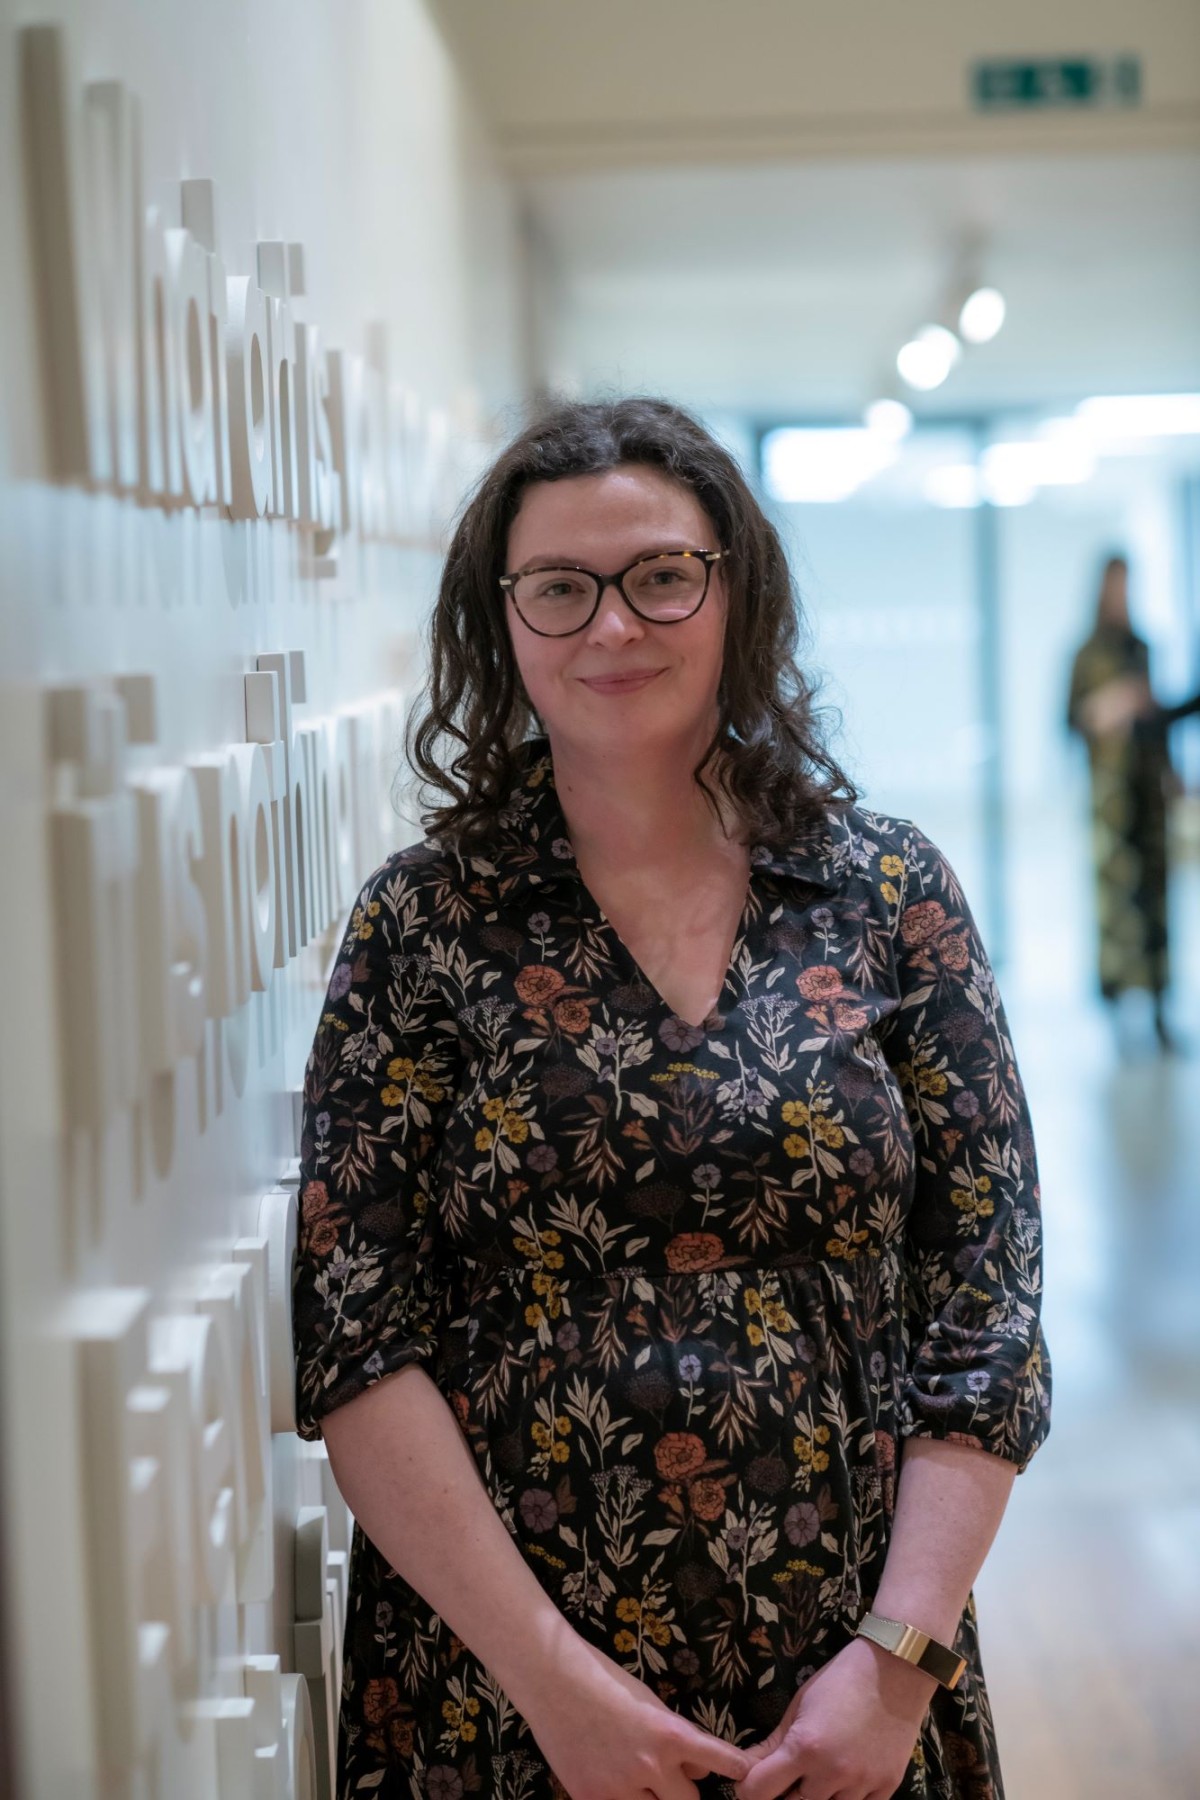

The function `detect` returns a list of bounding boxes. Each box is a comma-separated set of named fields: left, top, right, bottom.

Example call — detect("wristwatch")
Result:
left=854, top=1611, right=967, bottom=1690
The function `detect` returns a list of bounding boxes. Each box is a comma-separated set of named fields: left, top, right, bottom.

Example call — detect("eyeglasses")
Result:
left=499, top=549, right=724, bottom=638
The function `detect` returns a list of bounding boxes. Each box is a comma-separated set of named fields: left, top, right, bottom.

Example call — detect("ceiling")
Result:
left=427, top=0, right=1200, bottom=421
left=522, top=149, right=1200, bottom=419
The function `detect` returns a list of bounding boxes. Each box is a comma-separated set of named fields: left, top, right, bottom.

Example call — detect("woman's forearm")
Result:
left=320, top=1363, right=575, bottom=1717
left=870, top=1436, right=1017, bottom=1644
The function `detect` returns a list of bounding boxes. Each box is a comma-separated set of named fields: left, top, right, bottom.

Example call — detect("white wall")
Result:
left=0, top=5, right=525, bottom=1797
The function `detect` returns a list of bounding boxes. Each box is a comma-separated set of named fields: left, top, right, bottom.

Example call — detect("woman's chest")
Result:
left=434, top=887, right=917, bottom=1270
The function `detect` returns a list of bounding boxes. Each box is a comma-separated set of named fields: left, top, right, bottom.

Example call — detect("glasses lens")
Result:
left=512, top=569, right=599, bottom=635
left=624, top=553, right=708, bottom=620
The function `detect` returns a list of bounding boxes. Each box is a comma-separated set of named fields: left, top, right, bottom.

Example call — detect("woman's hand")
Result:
left=732, top=1638, right=934, bottom=1800
left=1078, top=674, right=1155, bottom=740
left=523, top=1629, right=753, bottom=1800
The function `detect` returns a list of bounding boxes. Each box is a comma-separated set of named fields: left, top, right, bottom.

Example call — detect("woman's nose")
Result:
left=587, top=586, right=644, bottom=645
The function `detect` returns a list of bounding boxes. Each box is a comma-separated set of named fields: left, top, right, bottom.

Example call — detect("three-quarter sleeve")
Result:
left=879, top=824, right=1051, bottom=1471
left=291, top=855, right=462, bottom=1442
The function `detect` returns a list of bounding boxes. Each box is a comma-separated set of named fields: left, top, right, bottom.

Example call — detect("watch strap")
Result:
left=855, top=1611, right=967, bottom=1690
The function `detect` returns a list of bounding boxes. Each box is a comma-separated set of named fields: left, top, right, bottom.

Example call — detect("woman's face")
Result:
left=503, top=464, right=728, bottom=759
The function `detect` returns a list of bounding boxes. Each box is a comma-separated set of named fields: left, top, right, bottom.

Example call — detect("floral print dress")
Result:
left=292, top=735, right=1051, bottom=1800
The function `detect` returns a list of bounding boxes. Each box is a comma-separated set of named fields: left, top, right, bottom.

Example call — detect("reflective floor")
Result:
left=976, top=855, right=1200, bottom=1799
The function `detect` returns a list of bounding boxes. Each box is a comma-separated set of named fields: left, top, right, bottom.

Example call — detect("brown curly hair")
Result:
left=404, top=395, right=856, bottom=850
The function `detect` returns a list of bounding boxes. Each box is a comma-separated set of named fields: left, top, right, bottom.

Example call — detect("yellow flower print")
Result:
left=525, top=1304, right=544, bottom=1327
left=460, top=1722, right=476, bottom=1742
left=541, top=1230, right=561, bottom=1246
left=826, top=1229, right=869, bottom=1260
left=551, top=1441, right=570, bottom=1462
left=916, top=1068, right=948, bottom=1097
left=772, top=1557, right=824, bottom=1585
left=482, top=1097, right=506, bottom=1121
left=465, top=1699, right=480, bottom=1716
left=381, top=1085, right=405, bottom=1107
left=350, top=898, right=380, bottom=940
left=543, top=1251, right=564, bottom=1270
left=645, top=1614, right=671, bottom=1647
left=744, top=1288, right=762, bottom=1313
left=613, top=1629, right=636, bottom=1654
left=880, top=882, right=899, bottom=906
left=794, top=1428, right=830, bottom=1472
left=881, top=855, right=904, bottom=877
left=525, top=1543, right=565, bottom=1569
left=474, top=1127, right=494, bottom=1151
left=388, top=1057, right=415, bottom=1082
left=321, top=1011, right=349, bottom=1032
left=746, top=1323, right=765, bottom=1347
left=502, top=1112, right=530, bottom=1144
left=812, top=1116, right=845, bottom=1149
left=616, top=1597, right=641, bottom=1622
left=781, top=1100, right=810, bottom=1127
left=531, top=1422, right=551, bottom=1448
left=413, top=1073, right=445, bottom=1102
left=783, top=1133, right=809, bottom=1160
left=554, top=1415, right=572, bottom=1434
left=513, top=1235, right=537, bottom=1256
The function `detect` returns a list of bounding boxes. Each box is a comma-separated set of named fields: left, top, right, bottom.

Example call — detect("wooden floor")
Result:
left=974, top=979, right=1200, bottom=1799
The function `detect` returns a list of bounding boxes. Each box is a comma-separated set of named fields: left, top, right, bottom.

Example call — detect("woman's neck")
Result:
left=546, top=732, right=746, bottom=877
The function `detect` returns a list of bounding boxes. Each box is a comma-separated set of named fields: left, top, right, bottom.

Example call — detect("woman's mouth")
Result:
left=577, top=668, right=666, bottom=695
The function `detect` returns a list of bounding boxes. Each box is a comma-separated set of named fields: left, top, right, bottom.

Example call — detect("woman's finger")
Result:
left=683, top=1728, right=752, bottom=1785
left=742, top=1755, right=831, bottom=1800
left=652, top=1774, right=702, bottom=1800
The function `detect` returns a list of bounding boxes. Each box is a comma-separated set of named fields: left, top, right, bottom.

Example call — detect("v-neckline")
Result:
left=575, top=869, right=755, bottom=1033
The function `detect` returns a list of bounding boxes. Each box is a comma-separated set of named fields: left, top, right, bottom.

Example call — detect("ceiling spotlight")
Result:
left=897, top=325, right=961, bottom=392
left=959, top=286, right=1006, bottom=345
left=864, top=398, right=913, bottom=441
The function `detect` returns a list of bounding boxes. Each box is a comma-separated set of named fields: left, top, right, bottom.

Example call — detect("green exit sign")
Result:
left=972, top=56, right=1142, bottom=110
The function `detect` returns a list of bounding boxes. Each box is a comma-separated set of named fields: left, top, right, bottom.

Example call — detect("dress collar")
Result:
left=481, top=736, right=845, bottom=896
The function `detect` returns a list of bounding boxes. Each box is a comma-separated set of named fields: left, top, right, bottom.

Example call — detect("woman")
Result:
left=292, top=398, right=1050, bottom=1800
left=1066, top=554, right=1174, bottom=1047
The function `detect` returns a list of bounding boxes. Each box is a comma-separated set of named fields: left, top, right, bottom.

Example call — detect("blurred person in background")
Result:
left=1067, top=553, right=1178, bottom=1051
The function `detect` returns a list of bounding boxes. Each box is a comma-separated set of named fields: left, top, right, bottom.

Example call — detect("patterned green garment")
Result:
left=1067, top=624, right=1171, bottom=999
left=292, top=736, right=1051, bottom=1800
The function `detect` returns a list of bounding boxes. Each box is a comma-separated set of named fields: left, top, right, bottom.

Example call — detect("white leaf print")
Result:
left=757, top=1667, right=776, bottom=1688
left=752, top=1594, right=780, bottom=1623
left=629, top=1091, right=660, bottom=1116
left=635, top=1160, right=656, bottom=1181
left=642, top=1529, right=678, bottom=1547
left=633, top=1345, right=653, bottom=1369
left=619, top=1433, right=644, bottom=1454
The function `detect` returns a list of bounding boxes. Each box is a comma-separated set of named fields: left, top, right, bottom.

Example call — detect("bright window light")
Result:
left=958, top=286, right=1006, bottom=344
left=925, top=465, right=982, bottom=509
left=864, top=398, right=913, bottom=441
left=897, top=325, right=961, bottom=392
left=761, top=428, right=899, bottom=504
left=1073, top=393, right=1200, bottom=442
left=984, top=437, right=1095, bottom=490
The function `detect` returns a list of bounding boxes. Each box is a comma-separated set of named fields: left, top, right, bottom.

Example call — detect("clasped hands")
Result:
left=532, top=1631, right=934, bottom=1800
